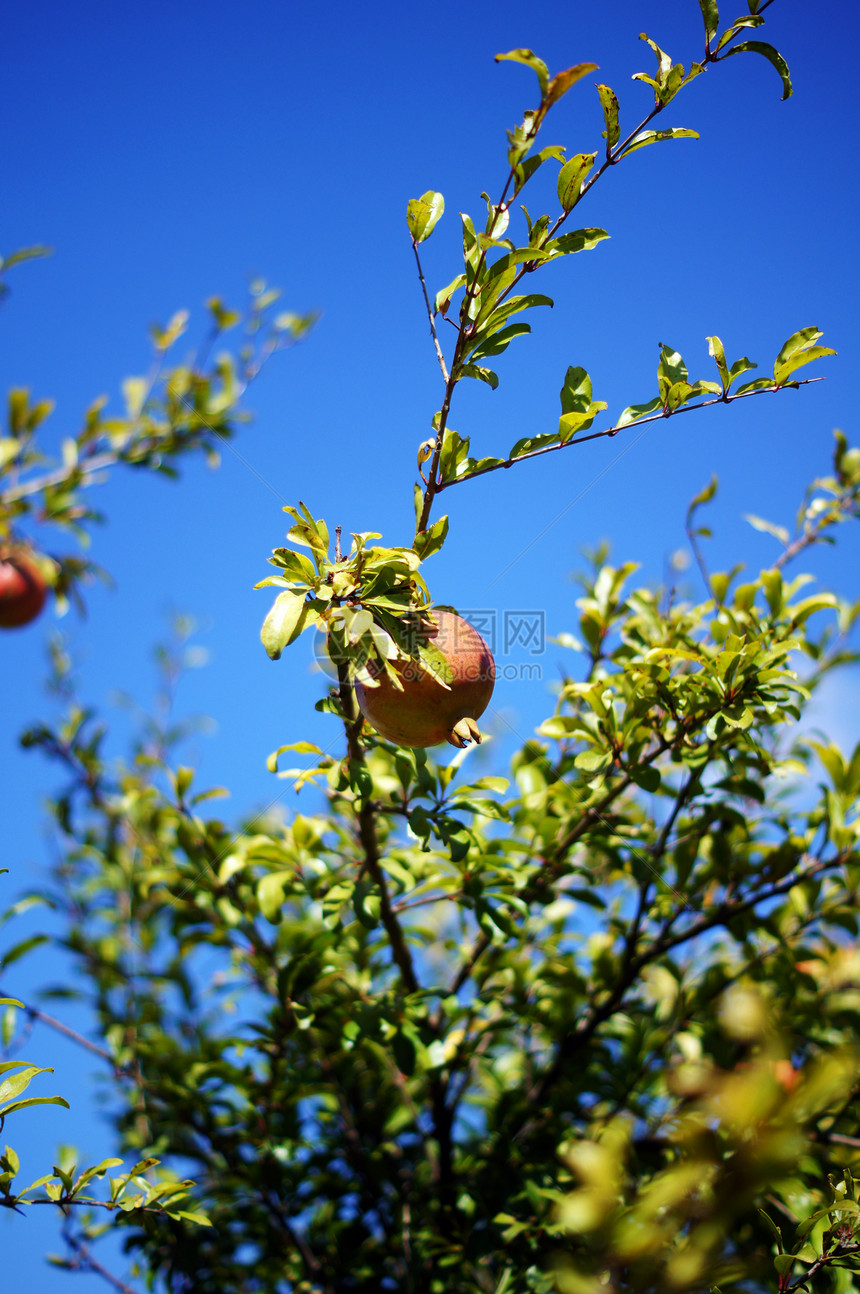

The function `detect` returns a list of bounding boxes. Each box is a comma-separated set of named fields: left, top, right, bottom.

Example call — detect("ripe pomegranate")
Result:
left=355, top=609, right=495, bottom=748
left=0, top=546, right=48, bottom=629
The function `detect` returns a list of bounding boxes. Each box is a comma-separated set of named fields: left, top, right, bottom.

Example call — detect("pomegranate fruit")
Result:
left=355, top=609, right=495, bottom=748
left=0, top=547, right=48, bottom=629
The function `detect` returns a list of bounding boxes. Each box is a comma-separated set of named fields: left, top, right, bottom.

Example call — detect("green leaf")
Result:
left=494, top=48, right=549, bottom=97
left=509, top=431, right=561, bottom=459
left=261, top=591, right=312, bottom=660
left=406, top=191, right=445, bottom=243
left=574, top=749, right=613, bottom=774
left=461, top=213, right=481, bottom=277
left=465, top=776, right=509, bottom=794
left=266, top=741, right=323, bottom=774
left=512, top=144, right=567, bottom=194
left=458, top=363, right=499, bottom=391
left=469, top=322, right=531, bottom=363
left=353, top=881, right=381, bottom=930
left=0, top=1065, right=55, bottom=1109
left=413, top=514, right=449, bottom=561
left=0, top=1095, right=70, bottom=1117
left=596, top=84, right=620, bottom=148
left=151, top=309, right=189, bottom=352
left=544, top=228, right=610, bottom=257
left=773, top=332, right=835, bottom=385
left=617, top=396, right=662, bottom=428
left=543, top=63, right=600, bottom=111
left=172, top=1210, right=213, bottom=1227
left=283, top=504, right=329, bottom=561
left=0, top=934, right=48, bottom=971
left=735, top=376, right=775, bottom=395
left=620, top=127, right=699, bottom=157
left=557, top=153, right=596, bottom=212
left=0, top=439, right=20, bottom=471
left=434, top=273, right=466, bottom=316
left=477, top=292, right=553, bottom=331
left=723, top=40, right=792, bottom=99
left=630, top=765, right=661, bottom=792
left=559, top=405, right=606, bottom=443
left=697, top=0, right=720, bottom=44
left=0, top=245, right=52, bottom=273
left=256, top=869, right=289, bottom=921
left=744, top=514, right=789, bottom=545
left=774, top=326, right=823, bottom=369
left=727, top=355, right=757, bottom=389
left=789, top=593, right=837, bottom=626
left=707, top=335, right=729, bottom=388
left=558, top=366, right=604, bottom=441
left=206, top=296, right=240, bottom=330
left=450, top=798, right=511, bottom=822
left=688, top=476, right=718, bottom=517
left=636, top=32, right=672, bottom=81
left=439, top=428, right=471, bottom=482
left=266, top=547, right=318, bottom=583
left=657, top=344, right=688, bottom=400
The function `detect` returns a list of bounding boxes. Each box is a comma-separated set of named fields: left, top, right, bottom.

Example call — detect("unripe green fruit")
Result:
left=0, top=547, right=48, bottom=629
left=355, top=610, right=495, bottom=748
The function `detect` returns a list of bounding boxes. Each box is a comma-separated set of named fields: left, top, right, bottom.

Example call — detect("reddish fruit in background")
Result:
left=0, top=547, right=48, bottom=629
left=355, top=609, right=495, bottom=748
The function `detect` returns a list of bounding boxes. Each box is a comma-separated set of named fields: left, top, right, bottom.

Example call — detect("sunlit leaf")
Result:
left=697, top=0, right=720, bottom=44
left=557, top=153, right=597, bottom=212
left=723, top=39, right=792, bottom=99
left=494, top=48, right=550, bottom=97
left=261, top=591, right=312, bottom=660
left=620, top=127, right=699, bottom=157
left=406, top=191, right=445, bottom=244
left=596, top=84, right=620, bottom=149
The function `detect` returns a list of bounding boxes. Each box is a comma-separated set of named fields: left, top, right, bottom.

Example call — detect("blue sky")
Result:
left=2, top=1, right=858, bottom=1287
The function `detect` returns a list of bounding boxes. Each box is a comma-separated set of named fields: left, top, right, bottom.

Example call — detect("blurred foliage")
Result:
left=7, top=431, right=860, bottom=1291
left=0, top=266, right=316, bottom=616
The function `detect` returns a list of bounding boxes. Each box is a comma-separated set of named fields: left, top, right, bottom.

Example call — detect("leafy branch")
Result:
left=409, top=1, right=795, bottom=540
left=432, top=333, right=832, bottom=493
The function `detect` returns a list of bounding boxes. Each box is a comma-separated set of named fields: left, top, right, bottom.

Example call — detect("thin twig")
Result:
left=784, top=1242, right=860, bottom=1293
left=25, top=1006, right=132, bottom=1076
left=412, top=242, right=449, bottom=384
left=61, top=1233, right=139, bottom=1294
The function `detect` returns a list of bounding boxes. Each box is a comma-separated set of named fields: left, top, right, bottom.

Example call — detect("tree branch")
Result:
left=25, top=1005, right=132, bottom=1077
left=337, top=662, right=419, bottom=994
left=434, top=378, right=826, bottom=494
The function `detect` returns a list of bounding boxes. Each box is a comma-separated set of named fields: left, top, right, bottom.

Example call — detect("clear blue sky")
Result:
left=2, top=1, right=858, bottom=1287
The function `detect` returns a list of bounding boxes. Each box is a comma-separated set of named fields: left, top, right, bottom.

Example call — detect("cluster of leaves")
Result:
left=8, top=433, right=859, bottom=1290
left=0, top=990, right=207, bottom=1235
left=0, top=1143, right=207, bottom=1226
left=257, top=502, right=457, bottom=693
left=551, top=1041, right=860, bottom=1293
left=0, top=263, right=315, bottom=613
